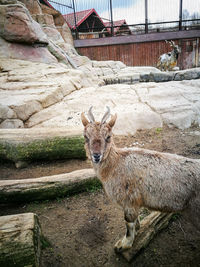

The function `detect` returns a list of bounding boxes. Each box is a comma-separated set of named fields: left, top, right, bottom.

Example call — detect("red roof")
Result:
left=63, top=8, right=105, bottom=30
left=104, top=19, right=130, bottom=34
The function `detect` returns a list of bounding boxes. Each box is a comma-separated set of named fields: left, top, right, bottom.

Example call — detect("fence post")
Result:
left=72, top=0, right=78, bottom=39
left=109, top=0, right=114, bottom=36
left=195, top=38, right=199, bottom=67
left=179, top=0, right=183, bottom=30
left=145, top=0, right=148, bottom=33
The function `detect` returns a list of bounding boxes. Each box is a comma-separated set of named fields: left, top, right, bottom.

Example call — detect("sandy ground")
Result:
left=0, top=125, right=200, bottom=266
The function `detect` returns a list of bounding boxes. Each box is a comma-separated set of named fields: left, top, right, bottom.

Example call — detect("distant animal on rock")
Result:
left=81, top=106, right=200, bottom=253
left=157, top=40, right=181, bottom=71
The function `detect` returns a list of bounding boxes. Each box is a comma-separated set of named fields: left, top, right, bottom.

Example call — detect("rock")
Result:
left=0, top=2, right=48, bottom=44
left=47, top=40, right=72, bottom=66
left=0, top=37, right=58, bottom=64
left=43, top=25, right=64, bottom=43
left=36, top=13, right=55, bottom=26
left=135, top=80, right=200, bottom=130
left=120, top=66, right=161, bottom=74
left=0, top=0, right=17, bottom=4
left=139, top=73, right=152, bottom=82
left=18, top=0, right=42, bottom=15
left=0, top=104, right=17, bottom=119
left=39, top=86, right=64, bottom=108
left=39, top=0, right=74, bottom=46
left=0, top=118, right=24, bottom=128
left=28, top=80, right=200, bottom=133
left=117, top=74, right=133, bottom=84
left=11, top=100, right=43, bottom=121
left=72, top=55, right=91, bottom=67
left=0, top=213, right=41, bottom=267
left=40, top=0, right=61, bottom=16
left=59, top=42, right=79, bottom=57
left=115, top=108, right=162, bottom=135
left=26, top=102, right=68, bottom=127
left=0, top=58, right=99, bottom=125
left=101, top=67, right=114, bottom=76
left=56, top=23, right=74, bottom=46
left=174, top=68, right=200, bottom=81
left=150, top=72, right=174, bottom=82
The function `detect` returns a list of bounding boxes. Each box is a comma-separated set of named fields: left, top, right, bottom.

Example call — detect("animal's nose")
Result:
left=93, top=153, right=101, bottom=163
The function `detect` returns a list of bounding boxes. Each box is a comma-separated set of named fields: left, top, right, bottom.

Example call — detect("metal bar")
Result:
left=179, top=0, right=183, bottom=30
left=195, top=38, right=199, bottom=67
left=145, top=0, right=148, bottom=34
left=72, top=0, right=78, bottom=39
left=109, top=0, right=114, bottom=36
left=48, top=0, right=72, bottom=8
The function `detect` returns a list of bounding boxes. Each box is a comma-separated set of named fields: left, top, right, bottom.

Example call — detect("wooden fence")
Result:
left=75, top=30, right=200, bottom=69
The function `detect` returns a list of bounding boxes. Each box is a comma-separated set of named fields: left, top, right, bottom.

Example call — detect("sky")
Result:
left=50, top=0, right=200, bottom=25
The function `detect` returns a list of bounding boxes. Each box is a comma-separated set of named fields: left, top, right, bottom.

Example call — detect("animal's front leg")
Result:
left=114, top=208, right=139, bottom=253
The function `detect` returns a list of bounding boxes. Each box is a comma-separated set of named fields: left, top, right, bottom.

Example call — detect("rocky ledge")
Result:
left=104, top=67, right=200, bottom=84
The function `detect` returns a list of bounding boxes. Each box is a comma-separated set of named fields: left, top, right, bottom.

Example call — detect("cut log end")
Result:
left=0, top=213, right=41, bottom=267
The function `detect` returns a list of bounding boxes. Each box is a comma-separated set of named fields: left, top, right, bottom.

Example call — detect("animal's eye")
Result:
left=105, top=136, right=111, bottom=142
left=84, top=135, right=89, bottom=142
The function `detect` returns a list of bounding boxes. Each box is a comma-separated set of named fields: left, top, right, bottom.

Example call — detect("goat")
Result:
left=81, top=107, right=200, bottom=253
left=157, top=40, right=181, bottom=71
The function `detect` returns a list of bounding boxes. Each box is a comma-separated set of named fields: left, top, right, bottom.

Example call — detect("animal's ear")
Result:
left=81, top=112, right=89, bottom=127
left=108, top=113, right=117, bottom=128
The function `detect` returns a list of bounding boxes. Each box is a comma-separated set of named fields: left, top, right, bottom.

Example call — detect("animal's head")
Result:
left=166, top=40, right=181, bottom=55
left=81, top=106, right=117, bottom=164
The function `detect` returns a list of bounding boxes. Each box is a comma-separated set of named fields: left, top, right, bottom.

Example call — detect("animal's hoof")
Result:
left=114, top=238, right=133, bottom=254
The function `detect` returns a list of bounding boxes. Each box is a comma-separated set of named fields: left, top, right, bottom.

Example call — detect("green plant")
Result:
left=40, top=235, right=52, bottom=249
left=155, top=127, right=162, bottom=134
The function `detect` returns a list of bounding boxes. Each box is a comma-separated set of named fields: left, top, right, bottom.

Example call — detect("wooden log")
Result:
left=0, top=168, right=99, bottom=203
left=0, top=128, right=86, bottom=166
left=121, top=211, right=173, bottom=262
left=0, top=213, right=41, bottom=267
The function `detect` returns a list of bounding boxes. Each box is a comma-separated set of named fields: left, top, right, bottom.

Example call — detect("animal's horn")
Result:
left=88, top=106, right=95, bottom=123
left=170, top=40, right=175, bottom=47
left=101, top=106, right=110, bottom=124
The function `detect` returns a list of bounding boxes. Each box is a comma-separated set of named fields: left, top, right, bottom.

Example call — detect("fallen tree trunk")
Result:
left=0, top=128, right=86, bottom=166
left=0, top=168, right=99, bottom=203
left=0, top=213, right=41, bottom=267
left=121, top=211, right=173, bottom=262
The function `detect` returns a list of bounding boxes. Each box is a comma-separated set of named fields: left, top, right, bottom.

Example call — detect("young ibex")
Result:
left=81, top=107, right=200, bottom=252
left=157, top=40, right=181, bottom=71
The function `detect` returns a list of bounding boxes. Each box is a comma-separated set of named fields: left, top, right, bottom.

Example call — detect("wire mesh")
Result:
left=48, top=0, right=200, bottom=36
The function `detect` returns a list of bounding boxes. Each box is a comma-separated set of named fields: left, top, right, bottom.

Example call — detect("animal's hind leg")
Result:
left=114, top=208, right=139, bottom=253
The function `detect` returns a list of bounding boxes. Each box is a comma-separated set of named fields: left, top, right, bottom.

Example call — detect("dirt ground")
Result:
left=0, top=125, right=200, bottom=266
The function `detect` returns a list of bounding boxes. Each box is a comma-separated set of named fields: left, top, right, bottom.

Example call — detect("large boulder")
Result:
left=0, top=1, right=48, bottom=44
left=24, top=80, right=200, bottom=134
left=0, top=58, right=100, bottom=127
left=0, top=36, right=57, bottom=63
left=19, top=0, right=42, bottom=15
left=40, top=2, right=74, bottom=46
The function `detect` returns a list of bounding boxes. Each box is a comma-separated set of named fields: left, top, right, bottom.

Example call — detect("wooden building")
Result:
left=63, top=8, right=109, bottom=39
left=104, top=20, right=131, bottom=36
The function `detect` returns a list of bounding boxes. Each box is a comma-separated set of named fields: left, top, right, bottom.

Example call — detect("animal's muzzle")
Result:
left=92, top=153, right=102, bottom=163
